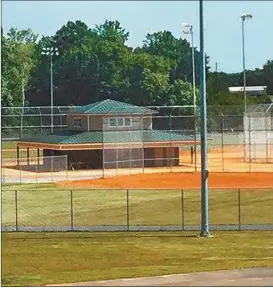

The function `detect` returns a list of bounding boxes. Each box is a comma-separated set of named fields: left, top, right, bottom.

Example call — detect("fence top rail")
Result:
left=2, top=187, right=273, bottom=192
left=2, top=113, right=68, bottom=117
left=2, top=155, right=67, bottom=161
left=1, top=106, right=71, bottom=109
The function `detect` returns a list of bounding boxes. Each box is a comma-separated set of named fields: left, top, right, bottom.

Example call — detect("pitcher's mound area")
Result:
left=58, top=172, right=273, bottom=189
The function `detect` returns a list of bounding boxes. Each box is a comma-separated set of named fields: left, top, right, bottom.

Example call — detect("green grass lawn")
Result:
left=2, top=231, right=273, bottom=286
left=2, top=183, right=273, bottom=228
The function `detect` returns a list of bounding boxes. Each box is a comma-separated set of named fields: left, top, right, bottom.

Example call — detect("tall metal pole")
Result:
left=42, top=45, right=59, bottom=133
left=191, top=30, right=196, bottom=115
left=242, top=18, right=247, bottom=114
left=50, top=54, right=54, bottom=133
left=21, top=78, right=25, bottom=107
left=199, top=0, right=210, bottom=238
left=241, top=13, right=253, bottom=114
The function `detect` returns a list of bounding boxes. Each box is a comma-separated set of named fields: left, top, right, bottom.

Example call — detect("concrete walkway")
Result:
left=49, top=267, right=273, bottom=286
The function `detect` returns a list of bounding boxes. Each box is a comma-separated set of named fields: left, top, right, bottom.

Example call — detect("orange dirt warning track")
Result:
left=58, top=172, right=273, bottom=189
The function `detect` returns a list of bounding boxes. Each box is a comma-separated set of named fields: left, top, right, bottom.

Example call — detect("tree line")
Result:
left=2, top=20, right=273, bottom=108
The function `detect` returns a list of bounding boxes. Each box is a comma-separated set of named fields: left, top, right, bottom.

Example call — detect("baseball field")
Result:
left=2, top=157, right=273, bottom=286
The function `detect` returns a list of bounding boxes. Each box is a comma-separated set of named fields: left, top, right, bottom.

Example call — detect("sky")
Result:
left=2, top=1, right=273, bottom=73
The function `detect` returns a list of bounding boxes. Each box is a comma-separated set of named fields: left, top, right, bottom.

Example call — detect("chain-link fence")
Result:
left=101, top=113, right=273, bottom=177
left=2, top=105, right=273, bottom=180
left=244, top=113, right=273, bottom=162
left=2, top=188, right=272, bottom=232
left=102, top=115, right=145, bottom=177
left=1, top=155, right=68, bottom=183
left=1, top=106, right=70, bottom=140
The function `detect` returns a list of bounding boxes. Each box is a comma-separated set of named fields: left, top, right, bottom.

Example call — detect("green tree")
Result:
left=1, top=28, right=38, bottom=106
left=263, top=60, right=273, bottom=95
left=142, top=68, right=169, bottom=105
left=168, top=79, right=199, bottom=106
left=126, top=51, right=172, bottom=105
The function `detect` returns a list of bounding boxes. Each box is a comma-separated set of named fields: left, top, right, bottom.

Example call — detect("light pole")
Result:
left=241, top=13, right=253, bottom=114
left=199, top=0, right=211, bottom=238
left=41, top=46, right=59, bottom=133
left=183, top=23, right=196, bottom=115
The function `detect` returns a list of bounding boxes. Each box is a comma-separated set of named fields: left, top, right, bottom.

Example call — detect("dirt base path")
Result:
left=58, top=172, right=273, bottom=189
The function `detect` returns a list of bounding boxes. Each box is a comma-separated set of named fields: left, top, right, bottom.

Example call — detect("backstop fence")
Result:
left=2, top=188, right=273, bottom=232
left=102, top=114, right=145, bottom=177
left=1, top=155, right=68, bottom=184
left=244, top=113, right=273, bottom=162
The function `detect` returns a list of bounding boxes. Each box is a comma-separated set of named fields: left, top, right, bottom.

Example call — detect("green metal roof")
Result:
left=20, top=130, right=198, bottom=145
left=70, top=99, right=157, bottom=115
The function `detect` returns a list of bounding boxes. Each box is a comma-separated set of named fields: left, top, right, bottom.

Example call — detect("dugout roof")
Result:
left=69, top=99, right=157, bottom=115
left=18, top=130, right=198, bottom=149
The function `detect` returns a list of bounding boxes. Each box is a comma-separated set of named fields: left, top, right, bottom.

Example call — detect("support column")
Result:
left=27, top=147, right=30, bottom=166
left=17, top=146, right=20, bottom=167
left=37, top=148, right=40, bottom=167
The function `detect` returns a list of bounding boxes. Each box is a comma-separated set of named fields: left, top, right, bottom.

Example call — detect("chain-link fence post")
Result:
left=238, top=188, right=241, bottom=231
left=38, top=107, right=43, bottom=134
left=129, top=130, right=132, bottom=176
left=15, top=190, right=18, bottom=231
left=266, top=114, right=269, bottom=163
left=126, top=189, right=130, bottom=231
left=142, top=115, right=144, bottom=175
left=194, top=114, right=197, bottom=172
left=36, top=162, right=38, bottom=183
left=248, top=116, right=252, bottom=172
left=64, top=155, right=68, bottom=181
left=51, top=156, right=54, bottom=182
left=221, top=114, right=224, bottom=172
left=102, top=117, right=105, bottom=179
left=181, top=189, right=185, bottom=230
left=59, top=107, right=63, bottom=132
left=116, top=128, right=118, bottom=177
left=20, top=109, right=23, bottom=139
left=2, top=166, right=5, bottom=184
left=19, top=163, right=22, bottom=184
left=70, top=190, right=74, bottom=231
left=169, top=115, right=172, bottom=173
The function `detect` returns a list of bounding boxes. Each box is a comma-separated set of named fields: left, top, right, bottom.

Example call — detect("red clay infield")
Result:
left=59, top=172, right=273, bottom=189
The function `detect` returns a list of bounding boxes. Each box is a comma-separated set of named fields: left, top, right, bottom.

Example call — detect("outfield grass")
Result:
left=2, top=183, right=273, bottom=228
left=2, top=231, right=273, bottom=286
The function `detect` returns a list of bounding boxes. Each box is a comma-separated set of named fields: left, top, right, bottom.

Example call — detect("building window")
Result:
left=74, top=117, right=82, bottom=127
left=117, top=118, right=124, bottom=127
left=124, top=118, right=131, bottom=127
left=109, top=118, right=117, bottom=127
left=108, top=117, right=132, bottom=127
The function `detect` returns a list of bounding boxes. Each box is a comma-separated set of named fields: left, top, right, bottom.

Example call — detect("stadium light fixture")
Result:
left=41, top=46, right=59, bottom=133
left=182, top=23, right=196, bottom=115
left=241, top=13, right=253, bottom=114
